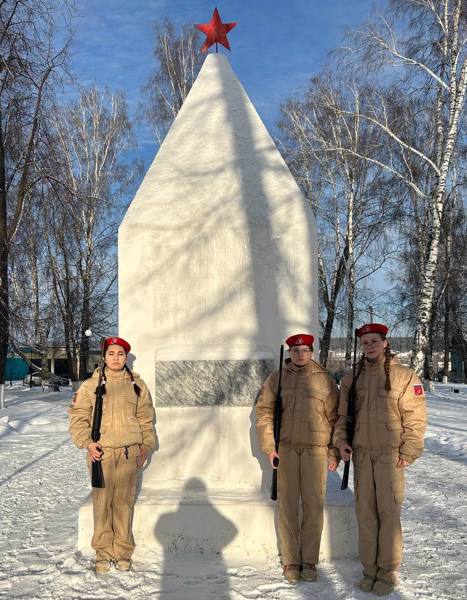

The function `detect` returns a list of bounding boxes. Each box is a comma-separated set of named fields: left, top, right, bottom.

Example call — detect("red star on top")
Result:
left=195, top=8, right=237, bottom=53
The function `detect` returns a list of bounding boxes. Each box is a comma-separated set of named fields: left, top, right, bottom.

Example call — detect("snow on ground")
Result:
left=0, top=383, right=466, bottom=600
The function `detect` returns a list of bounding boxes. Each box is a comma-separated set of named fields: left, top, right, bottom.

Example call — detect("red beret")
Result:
left=286, top=333, right=314, bottom=348
left=103, top=336, right=131, bottom=353
left=356, top=323, right=389, bottom=337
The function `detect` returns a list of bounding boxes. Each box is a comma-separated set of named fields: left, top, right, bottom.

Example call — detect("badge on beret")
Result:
left=356, top=323, right=389, bottom=337
left=103, top=336, right=131, bottom=353
left=285, top=333, right=314, bottom=347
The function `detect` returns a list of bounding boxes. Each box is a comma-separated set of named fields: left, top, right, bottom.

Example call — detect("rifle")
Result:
left=90, top=338, right=106, bottom=488
left=341, top=330, right=359, bottom=490
left=270, top=344, right=284, bottom=501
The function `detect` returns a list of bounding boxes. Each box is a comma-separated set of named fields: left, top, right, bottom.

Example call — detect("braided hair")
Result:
left=356, top=354, right=366, bottom=379
left=124, top=364, right=142, bottom=397
left=360, top=335, right=393, bottom=391
left=383, top=340, right=392, bottom=391
left=95, top=364, right=142, bottom=398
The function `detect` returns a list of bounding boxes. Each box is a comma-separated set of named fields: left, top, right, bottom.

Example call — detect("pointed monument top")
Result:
left=195, top=8, right=237, bottom=53
left=122, top=51, right=309, bottom=236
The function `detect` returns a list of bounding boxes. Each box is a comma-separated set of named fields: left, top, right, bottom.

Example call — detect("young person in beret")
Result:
left=69, top=337, right=156, bottom=574
left=256, top=334, right=340, bottom=584
left=333, top=324, right=426, bottom=595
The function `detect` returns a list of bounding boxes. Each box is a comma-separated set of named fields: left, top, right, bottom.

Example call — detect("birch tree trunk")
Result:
left=443, top=288, right=450, bottom=383
left=318, top=247, right=347, bottom=366
left=335, top=0, right=466, bottom=374
left=411, top=60, right=467, bottom=372
left=344, top=183, right=355, bottom=366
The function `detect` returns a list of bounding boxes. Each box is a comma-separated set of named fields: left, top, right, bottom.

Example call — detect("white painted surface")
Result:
left=147, top=407, right=264, bottom=487
left=155, top=346, right=273, bottom=361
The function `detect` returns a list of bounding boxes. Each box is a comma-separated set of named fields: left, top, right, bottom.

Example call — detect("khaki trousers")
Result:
left=277, top=445, right=328, bottom=565
left=88, top=445, right=140, bottom=561
left=353, top=449, right=405, bottom=583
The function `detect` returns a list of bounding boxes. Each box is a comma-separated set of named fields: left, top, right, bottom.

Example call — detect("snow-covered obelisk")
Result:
left=79, top=13, right=356, bottom=560
left=120, top=55, right=318, bottom=393
left=119, top=50, right=320, bottom=402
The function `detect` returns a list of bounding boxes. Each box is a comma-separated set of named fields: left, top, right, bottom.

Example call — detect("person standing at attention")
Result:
left=333, top=323, right=426, bottom=595
left=69, top=336, right=156, bottom=574
left=256, top=333, right=339, bottom=584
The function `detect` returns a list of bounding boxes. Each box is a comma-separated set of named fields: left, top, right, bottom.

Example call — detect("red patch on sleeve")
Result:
left=413, top=384, right=424, bottom=396
left=72, top=393, right=78, bottom=403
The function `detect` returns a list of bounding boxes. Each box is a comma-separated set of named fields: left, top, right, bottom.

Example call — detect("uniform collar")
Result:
left=285, top=358, right=321, bottom=374
left=91, top=366, right=129, bottom=380
left=106, top=368, right=126, bottom=380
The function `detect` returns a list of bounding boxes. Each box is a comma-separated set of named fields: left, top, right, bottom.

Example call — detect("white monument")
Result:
left=79, top=53, right=356, bottom=560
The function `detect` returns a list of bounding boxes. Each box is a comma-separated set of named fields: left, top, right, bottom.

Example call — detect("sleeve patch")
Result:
left=413, top=384, right=424, bottom=396
left=72, top=392, right=78, bottom=403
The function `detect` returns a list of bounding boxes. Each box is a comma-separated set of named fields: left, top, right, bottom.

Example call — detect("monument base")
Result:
left=78, top=475, right=357, bottom=560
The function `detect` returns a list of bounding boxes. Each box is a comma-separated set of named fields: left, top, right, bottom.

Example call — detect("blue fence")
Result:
left=5, top=357, right=29, bottom=381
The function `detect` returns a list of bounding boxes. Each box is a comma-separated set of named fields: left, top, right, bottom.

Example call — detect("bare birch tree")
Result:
left=0, top=0, right=71, bottom=404
left=140, top=19, right=204, bottom=144
left=337, top=0, right=466, bottom=374
left=42, top=87, right=139, bottom=383
left=8, top=196, right=57, bottom=375
left=279, top=77, right=395, bottom=365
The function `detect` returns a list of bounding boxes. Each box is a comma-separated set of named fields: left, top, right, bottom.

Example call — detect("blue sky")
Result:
left=69, top=0, right=379, bottom=167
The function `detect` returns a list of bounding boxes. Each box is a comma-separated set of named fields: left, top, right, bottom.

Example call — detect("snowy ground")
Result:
left=0, top=383, right=466, bottom=600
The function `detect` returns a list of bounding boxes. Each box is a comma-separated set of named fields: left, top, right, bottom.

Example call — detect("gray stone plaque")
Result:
left=155, top=359, right=274, bottom=406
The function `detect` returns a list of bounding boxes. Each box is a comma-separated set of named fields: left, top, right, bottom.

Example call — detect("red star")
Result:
left=195, top=8, right=237, bottom=53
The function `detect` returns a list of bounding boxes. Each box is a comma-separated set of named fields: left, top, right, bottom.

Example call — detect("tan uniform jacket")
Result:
left=333, top=356, right=426, bottom=463
left=256, top=358, right=339, bottom=456
left=68, top=368, right=157, bottom=450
